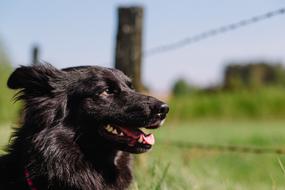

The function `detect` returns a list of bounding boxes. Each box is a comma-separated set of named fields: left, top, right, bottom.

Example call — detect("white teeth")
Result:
left=138, top=136, right=143, bottom=143
left=105, top=125, right=124, bottom=136
left=141, top=128, right=151, bottom=134
left=105, top=125, right=113, bottom=132
left=159, top=119, right=166, bottom=126
left=112, top=129, right=118, bottom=134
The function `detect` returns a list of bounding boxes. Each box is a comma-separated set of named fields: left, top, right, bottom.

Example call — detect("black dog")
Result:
left=0, top=64, right=169, bottom=190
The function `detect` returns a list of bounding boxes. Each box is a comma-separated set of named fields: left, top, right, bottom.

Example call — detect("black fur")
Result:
left=0, top=64, right=168, bottom=190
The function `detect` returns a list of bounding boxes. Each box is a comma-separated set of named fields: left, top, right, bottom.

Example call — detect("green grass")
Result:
left=169, top=88, right=285, bottom=121
left=0, top=124, right=13, bottom=154
left=2, top=121, right=285, bottom=190
left=132, top=120, right=285, bottom=190
left=0, top=62, right=20, bottom=125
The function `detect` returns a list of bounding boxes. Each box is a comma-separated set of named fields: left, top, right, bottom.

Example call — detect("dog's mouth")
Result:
left=99, top=120, right=165, bottom=153
left=104, top=124, right=155, bottom=145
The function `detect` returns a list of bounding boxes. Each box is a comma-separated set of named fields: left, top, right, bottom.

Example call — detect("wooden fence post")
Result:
left=115, top=6, right=143, bottom=91
left=31, top=45, right=40, bottom=65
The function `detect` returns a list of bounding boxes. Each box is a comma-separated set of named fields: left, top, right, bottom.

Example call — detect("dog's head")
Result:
left=8, top=64, right=169, bottom=154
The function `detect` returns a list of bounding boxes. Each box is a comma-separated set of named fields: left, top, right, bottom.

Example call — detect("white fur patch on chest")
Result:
left=114, top=151, right=123, bottom=166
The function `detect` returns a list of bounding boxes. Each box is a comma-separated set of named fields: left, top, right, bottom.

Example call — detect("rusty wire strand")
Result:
left=161, top=141, right=285, bottom=155
left=145, top=7, right=285, bottom=57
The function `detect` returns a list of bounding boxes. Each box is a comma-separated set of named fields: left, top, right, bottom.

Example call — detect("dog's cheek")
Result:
left=80, top=98, right=111, bottom=117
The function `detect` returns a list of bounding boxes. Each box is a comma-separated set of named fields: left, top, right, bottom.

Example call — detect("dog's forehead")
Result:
left=105, top=68, right=131, bottom=82
left=62, top=65, right=131, bottom=83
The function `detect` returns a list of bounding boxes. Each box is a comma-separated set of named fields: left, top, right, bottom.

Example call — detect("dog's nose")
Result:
left=158, top=104, right=169, bottom=115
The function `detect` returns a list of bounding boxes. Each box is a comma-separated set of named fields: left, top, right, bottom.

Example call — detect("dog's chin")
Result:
left=114, top=142, right=152, bottom=154
left=98, top=120, right=165, bottom=154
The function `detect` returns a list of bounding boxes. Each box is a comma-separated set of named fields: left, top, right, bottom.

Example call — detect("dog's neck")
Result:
left=11, top=124, right=132, bottom=190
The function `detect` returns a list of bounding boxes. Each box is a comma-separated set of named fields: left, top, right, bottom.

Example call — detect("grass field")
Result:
left=0, top=124, right=13, bottom=154
left=1, top=121, right=285, bottom=190
left=132, top=120, right=285, bottom=190
left=169, top=88, right=285, bottom=121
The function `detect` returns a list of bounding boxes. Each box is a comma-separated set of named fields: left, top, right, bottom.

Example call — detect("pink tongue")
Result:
left=118, top=127, right=141, bottom=138
left=118, top=126, right=155, bottom=145
left=142, top=134, right=155, bottom=145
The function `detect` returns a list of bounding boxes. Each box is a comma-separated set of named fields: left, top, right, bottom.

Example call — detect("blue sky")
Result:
left=0, top=0, right=285, bottom=91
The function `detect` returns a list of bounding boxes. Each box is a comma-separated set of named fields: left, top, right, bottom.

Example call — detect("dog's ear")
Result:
left=7, top=64, right=61, bottom=93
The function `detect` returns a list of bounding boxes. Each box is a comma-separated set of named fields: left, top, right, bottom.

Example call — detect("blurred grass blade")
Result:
left=154, top=162, right=170, bottom=190
left=277, top=157, right=285, bottom=175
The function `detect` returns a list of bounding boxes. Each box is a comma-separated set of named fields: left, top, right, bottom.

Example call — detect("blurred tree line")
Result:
left=224, top=62, right=285, bottom=90
left=172, top=61, right=285, bottom=96
left=0, top=42, right=19, bottom=125
left=170, top=61, right=285, bottom=121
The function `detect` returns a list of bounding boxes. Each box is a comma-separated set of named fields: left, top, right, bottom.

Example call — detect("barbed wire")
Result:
left=162, top=141, right=285, bottom=155
left=145, top=7, right=285, bottom=57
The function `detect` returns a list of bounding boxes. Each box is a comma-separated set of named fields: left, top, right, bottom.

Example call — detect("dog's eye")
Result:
left=127, top=82, right=135, bottom=90
left=99, top=88, right=114, bottom=97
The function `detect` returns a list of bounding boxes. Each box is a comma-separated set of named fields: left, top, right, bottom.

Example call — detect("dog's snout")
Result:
left=158, top=104, right=169, bottom=115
